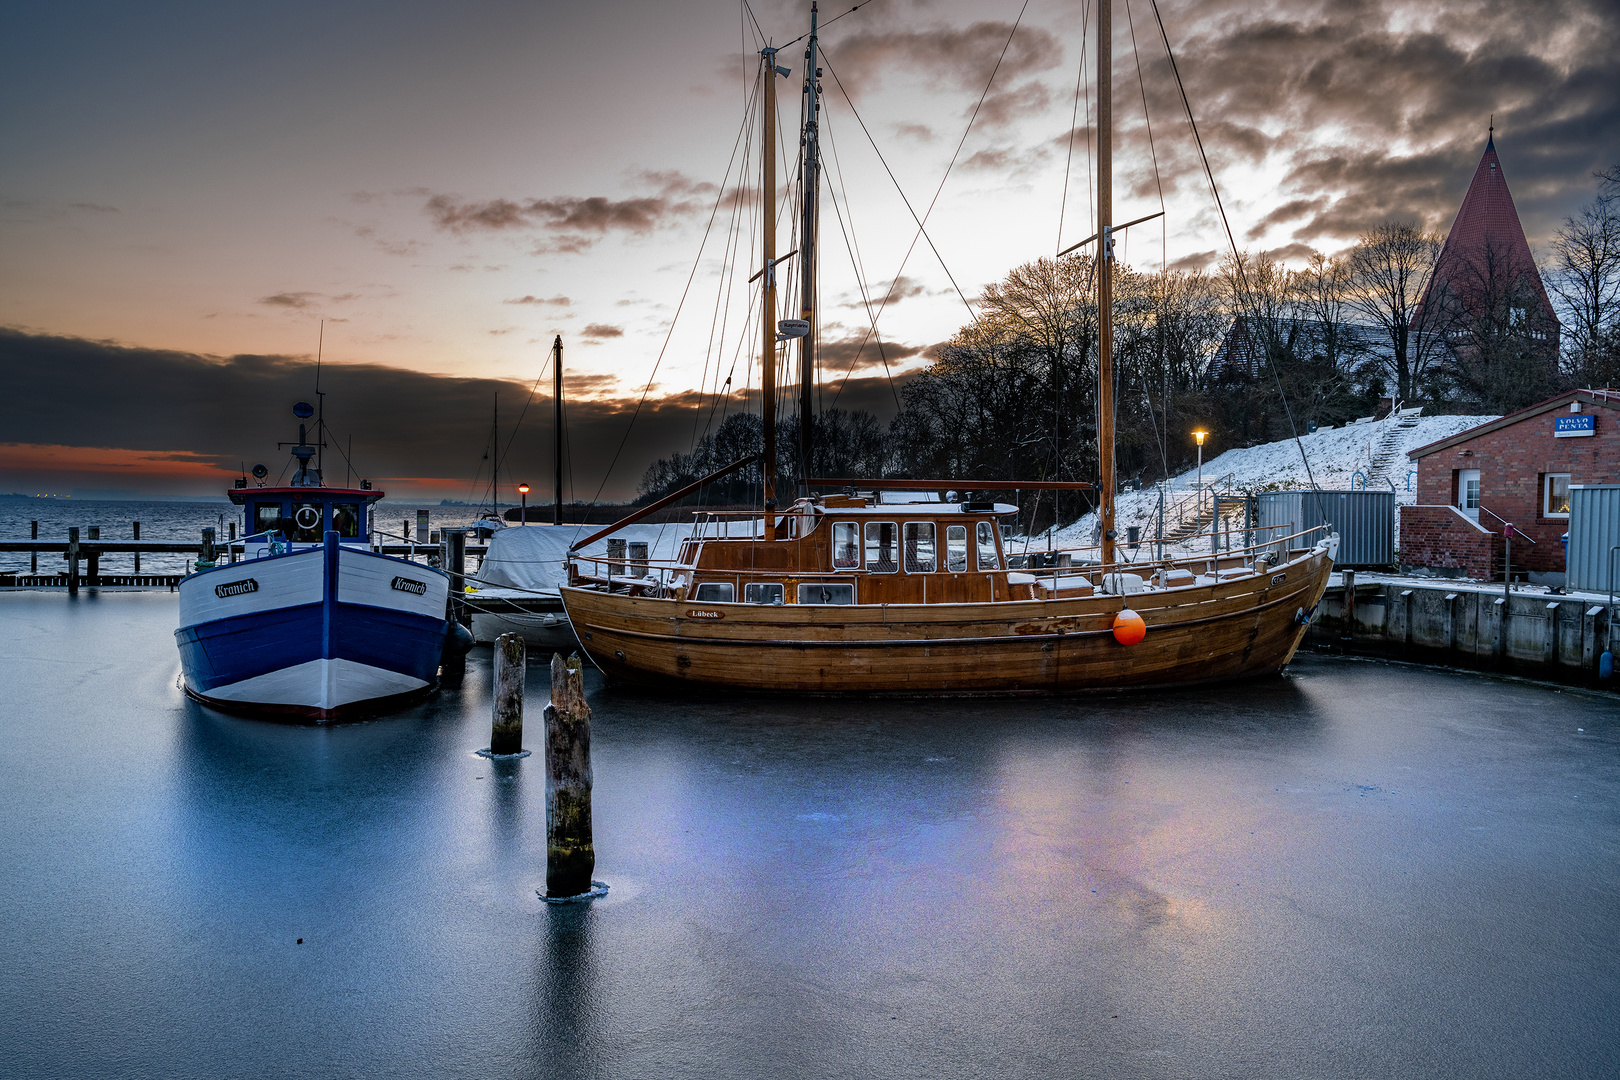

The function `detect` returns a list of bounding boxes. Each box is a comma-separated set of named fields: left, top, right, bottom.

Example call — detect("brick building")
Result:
left=1400, top=389, right=1620, bottom=581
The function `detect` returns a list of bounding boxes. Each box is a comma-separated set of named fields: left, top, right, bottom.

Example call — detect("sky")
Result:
left=2, top=0, right=1616, bottom=501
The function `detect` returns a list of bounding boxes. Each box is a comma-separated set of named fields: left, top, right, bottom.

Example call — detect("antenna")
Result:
left=314, top=320, right=326, bottom=482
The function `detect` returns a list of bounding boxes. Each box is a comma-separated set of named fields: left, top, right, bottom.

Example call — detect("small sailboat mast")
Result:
left=552, top=334, right=564, bottom=525
left=797, top=2, right=821, bottom=489
left=1096, top=0, right=1117, bottom=567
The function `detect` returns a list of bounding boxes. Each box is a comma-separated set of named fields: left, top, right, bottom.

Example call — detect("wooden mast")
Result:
left=1096, top=0, right=1117, bottom=567
left=761, top=45, right=781, bottom=541
left=552, top=334, right=563, bottom=525
left=797, top=3, right=821, bottom=493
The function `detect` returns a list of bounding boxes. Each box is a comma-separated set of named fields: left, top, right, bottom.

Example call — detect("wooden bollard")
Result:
left=132, top=521, right=140, bottom=574
left=490, top=632, right=525, bottom=755
left=30, top=521, right=38, bottom=575
left=67, top=527, right=80, bottom=595
left=545, top=652, right=594, bottom=898
left=87, top=527, right=100, bottom=585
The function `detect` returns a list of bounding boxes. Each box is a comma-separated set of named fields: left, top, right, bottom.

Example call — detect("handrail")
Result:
left=1478, top=503, right=1537, bottom=543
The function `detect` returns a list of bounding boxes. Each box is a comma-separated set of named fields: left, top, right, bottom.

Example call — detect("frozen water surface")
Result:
left=1, top=591, right=1617, bottom=1079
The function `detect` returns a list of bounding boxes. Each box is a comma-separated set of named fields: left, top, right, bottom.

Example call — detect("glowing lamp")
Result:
left=1193, top=430, right=1207, bottom=446
left=1113, top=608, right=1146, bottom=645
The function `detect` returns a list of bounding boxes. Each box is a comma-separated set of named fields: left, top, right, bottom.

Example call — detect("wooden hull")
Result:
left=559, top=545, right=1335, bottom=695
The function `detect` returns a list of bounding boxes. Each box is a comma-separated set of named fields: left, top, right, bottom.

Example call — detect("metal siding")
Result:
left=1255, top=490, right=1394, bottom=567
left=1566, top=485, right=1620, bottom=593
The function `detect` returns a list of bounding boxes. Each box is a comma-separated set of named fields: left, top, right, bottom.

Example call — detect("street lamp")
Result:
left=518, top=483, right=530, bottom=526
left=1192, top=430, right=1208, bottom=524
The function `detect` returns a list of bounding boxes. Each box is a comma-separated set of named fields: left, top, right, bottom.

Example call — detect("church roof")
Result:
left=1424, top=132, right=1556, bottom=319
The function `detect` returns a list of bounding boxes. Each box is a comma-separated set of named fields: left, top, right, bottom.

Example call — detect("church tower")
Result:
left=1419, top=129, right=1560, bottom=363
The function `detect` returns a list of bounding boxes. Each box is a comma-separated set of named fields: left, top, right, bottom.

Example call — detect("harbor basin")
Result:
left=0, top=590, right=1616, bottom=1078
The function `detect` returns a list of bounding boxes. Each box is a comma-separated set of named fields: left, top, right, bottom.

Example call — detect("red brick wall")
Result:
left=1400, top=505, right=1502, bottom=578
left=1412, top=400, right=1620, bottom=573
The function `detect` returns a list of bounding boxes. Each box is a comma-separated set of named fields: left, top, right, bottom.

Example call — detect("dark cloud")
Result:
left=422, top=171, right=723, bottom=253
left=259, top=292, right=316, bottom=308
left=505, top=294, right=571, bottom=307
left=824, top=21, right=1061, bottom=106
left=68, top=202, right=118, bottom=213
left=839, top=275, right=930, bottom=311
left=815, top=333, right=925, bottom=374
left=580, top=323, right=624, bottom=340
left=1140, top=0, right=1620, bottom=244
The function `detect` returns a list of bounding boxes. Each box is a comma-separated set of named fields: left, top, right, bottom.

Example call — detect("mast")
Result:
left=1096, top=0, right=1117, bottom=566
left=492, top=391, right=500, bottom=520
left=553, top=334, right=563, bottom=525
left=797, top=2, right=821, bottom=491
left=761, top=45, right=782, bottom=540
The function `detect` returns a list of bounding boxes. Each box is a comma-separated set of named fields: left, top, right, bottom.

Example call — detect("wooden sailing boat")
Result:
left=558, top=0, right=1336, bottom=694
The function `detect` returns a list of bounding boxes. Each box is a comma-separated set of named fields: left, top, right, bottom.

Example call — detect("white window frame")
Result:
left=865, top=521, right=898, bottom=574
left=976, top=520, right=1002, bottom=570
left=798, top=582, right=855, bottom=605
left=832, top=521, right=861, bottom=570
left=1543, top=473, right=1571, bottom=518
left=945, top=524, right=968, bottom=573
left=692, top=582, right=734, bottom=603
left=743, top=582, right=784, bottom=605
left=903, top=521, right=937, bottom=573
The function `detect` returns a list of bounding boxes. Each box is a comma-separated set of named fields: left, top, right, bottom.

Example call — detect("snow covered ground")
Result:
left=1036, top=411, right=1498, bottom=552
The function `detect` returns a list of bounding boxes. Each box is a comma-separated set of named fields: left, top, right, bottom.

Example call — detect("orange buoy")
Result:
left=1113, top=608, right=1146, bottom=645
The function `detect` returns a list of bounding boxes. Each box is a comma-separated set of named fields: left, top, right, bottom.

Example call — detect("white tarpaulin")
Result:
left=474, top=522, right=697, bottom=592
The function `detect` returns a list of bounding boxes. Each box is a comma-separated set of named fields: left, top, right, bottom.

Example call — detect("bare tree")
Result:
left=1550, top=165, right=1620, bottom=387
left=1346, top=222, right=1443, bottom=403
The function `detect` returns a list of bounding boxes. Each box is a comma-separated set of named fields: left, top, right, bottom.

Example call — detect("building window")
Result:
left=1457, top=469, right=1480, bottom=519
left=1544, top=474, right=1571, bottom=518
left=865, top=522, right=898, bottom=573
left=798, top=582, right=855, bottom=605
left=693, top=582, right=734, bottom=603
left=832, top=522, right=860, bottom=569
left=976, top=520, right=1002, bottom=570
left=743, top=582, right=784, bottom=605
left=903, top=521, right=937, bottom=573
left=946, top=524, right=968, bottom=572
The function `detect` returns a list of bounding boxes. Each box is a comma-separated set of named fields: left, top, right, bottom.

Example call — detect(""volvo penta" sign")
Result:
left=391, top=576, right=428, bottom=595
left=215, top=578, right=259, bottom=598
left=1554, top=414, right=1596, bottom=437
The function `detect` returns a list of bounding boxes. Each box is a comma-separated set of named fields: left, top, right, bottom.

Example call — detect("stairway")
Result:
left=1365, top=406, right=1423, bottom=490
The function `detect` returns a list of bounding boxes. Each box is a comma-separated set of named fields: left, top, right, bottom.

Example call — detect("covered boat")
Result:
left=176, top=404, right=453, bottom=719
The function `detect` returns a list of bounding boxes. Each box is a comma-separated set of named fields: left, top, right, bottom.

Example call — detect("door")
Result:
left=1457, top=469, right=1480, bottom=519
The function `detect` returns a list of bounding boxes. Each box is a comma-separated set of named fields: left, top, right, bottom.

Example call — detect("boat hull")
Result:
left=176, top=534, right=451, bottom=720
left=560, top=545, right=1334, bottom=695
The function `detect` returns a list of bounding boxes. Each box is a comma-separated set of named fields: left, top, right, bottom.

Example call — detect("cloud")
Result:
left=840, top=275, right=932, bottom=312
left=894, top=122, right=936, bottom=142
left=824, top=22, right=1062, bottom=105
left=815, top=333, right=925, bottom=374
left=504, top=294, right=571, bottom=307
left=422, top=170, right=723, bottom=253
left=580, top=323, right=624, bottom=340
left=259, top=292, right=317, bottom=308
left=68, top=202, right=118, bottom=213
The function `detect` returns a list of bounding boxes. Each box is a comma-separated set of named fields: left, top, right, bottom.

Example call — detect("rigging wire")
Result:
left=1146, top=0, right=1326, bottom=522
left=1056, top=0, right=1091, bottom=255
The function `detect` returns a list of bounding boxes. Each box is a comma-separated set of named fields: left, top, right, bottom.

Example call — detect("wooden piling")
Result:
left=1342, top=569, right=1356, bottom=638
left=490, top=632, right=525, bottom=755
left=67, top=527, right=79, bottom=596
left=545, top=652, right=594, bottom=898
left=199, top=527, right=216, bottom=571
left=87, top=527, right=100, bottom=585
left=30, top=521, right=38, bottom=574
left=132, top=521, right=140, bottom=574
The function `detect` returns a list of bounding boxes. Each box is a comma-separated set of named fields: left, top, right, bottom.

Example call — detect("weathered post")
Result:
left=198, top=527, right=217, bottom=571
left=490, top=632, right=525, bottom=755
left=546, top=652, right=595, bottom=898
left=132, top=521, right=140, bottom=575
left=87, top=527, right=100, bottom=585
left=1342, top=569, right=1356, bottom=639
left=606, top=538, right=626, bottom=590
left=67, top=527, right=80, bottom=595
left=228, top=521, right=237, bottom=562
left=446, top=528, right=468, bottom=625
left=30, top=520, right=38, bottom=575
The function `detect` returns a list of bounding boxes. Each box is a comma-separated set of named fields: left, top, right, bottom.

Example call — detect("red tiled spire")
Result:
left=1425, top=131, right=1556, bottom=319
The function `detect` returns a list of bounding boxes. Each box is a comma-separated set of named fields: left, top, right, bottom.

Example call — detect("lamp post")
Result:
left=1193, top=430, right=1209, bottom=550
left=518, top=483, right=530, bottom=526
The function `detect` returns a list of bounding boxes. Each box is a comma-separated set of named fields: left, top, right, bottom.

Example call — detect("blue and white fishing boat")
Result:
left=176, top=402, right=456, bottom=720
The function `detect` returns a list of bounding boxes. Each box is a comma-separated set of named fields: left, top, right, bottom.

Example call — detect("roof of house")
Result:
left=1406, top=389, right=1620, bottom=460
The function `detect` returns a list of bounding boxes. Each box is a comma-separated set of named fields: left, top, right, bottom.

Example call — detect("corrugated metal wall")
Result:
left=1566, top=484, right=1620, bottom=593
left=1254, top=490, right=1394, bottom=568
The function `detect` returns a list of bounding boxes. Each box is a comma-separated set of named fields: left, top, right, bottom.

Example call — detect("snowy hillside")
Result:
left=1040, top=410, right=1498, bottom=550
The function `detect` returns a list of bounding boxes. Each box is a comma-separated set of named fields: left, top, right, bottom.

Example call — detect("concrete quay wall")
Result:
left=1306, top=574, right=1617, bottom=688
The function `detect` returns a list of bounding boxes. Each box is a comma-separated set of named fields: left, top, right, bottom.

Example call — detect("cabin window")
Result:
left=946, top=525, right=968, bottom=572
left=291, top=502, right=324, bottom=542
left=693, top=582, right=734, bottom=603
left=865, top=522, right=898, bottom=573
left=976, top=521, right=1001, bottom=570
left=253, top=503, right=284, bottom=537
left=744, top=582, right=784, bottom=605
left=832, top=522, right=860, bottom=569
left=1543, top=474, right=1570, bottom=518
left=331, top=503, right=361, bottom=538
left=798, top=582, right=855, bottom=605
left=903, top=521, right=937, bottom=573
